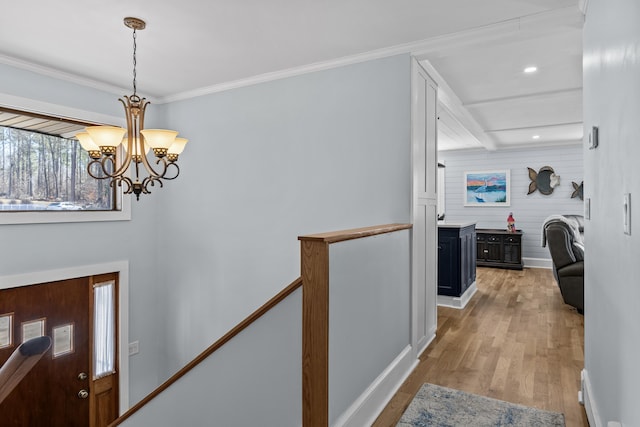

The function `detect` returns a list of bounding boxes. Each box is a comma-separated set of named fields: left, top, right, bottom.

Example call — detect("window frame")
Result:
left=0, top=94, right=131, bottom=225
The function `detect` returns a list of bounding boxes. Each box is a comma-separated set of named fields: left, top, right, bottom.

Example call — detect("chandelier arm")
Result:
left=87, top=159, right=112, bottom=180
left=114, top=176, right=134, bottom=195
left=87, top=157, right=122, bottom=180
left=160, top=162, right=180, bottom=180
left=138, top=146, right=169, bottom=179
left=141, top=175, right=164, bottom=195
left=105, top=98, right=136, bottom=179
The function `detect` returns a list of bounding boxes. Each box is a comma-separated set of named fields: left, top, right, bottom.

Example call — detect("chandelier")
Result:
left=75, top=17, right=188, bottom=200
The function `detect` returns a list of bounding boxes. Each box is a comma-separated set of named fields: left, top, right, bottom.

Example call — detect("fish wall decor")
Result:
left=527, top=166, right=560, bottom=195
left=571, top=181, right=584, bottom=200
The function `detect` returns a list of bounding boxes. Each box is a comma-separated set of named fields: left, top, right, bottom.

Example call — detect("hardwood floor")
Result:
left=373, top=267, right=588, bottom=427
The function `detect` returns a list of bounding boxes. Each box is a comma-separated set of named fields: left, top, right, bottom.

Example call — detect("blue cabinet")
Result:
left=438, top=224, right=477, bottom=297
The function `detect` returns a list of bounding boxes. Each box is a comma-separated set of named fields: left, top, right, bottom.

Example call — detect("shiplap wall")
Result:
left=438, top=144, right=584, bottom=263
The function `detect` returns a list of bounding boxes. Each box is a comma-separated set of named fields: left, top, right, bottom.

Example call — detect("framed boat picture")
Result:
left=464, top=170, right=510, bottom=206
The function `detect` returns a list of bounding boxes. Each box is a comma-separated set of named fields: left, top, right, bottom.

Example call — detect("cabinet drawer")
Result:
left=504, top=235, right=520, bottom=244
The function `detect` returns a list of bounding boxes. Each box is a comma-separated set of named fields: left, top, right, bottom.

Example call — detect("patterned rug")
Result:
left=397, top=383, right=565, bottom=426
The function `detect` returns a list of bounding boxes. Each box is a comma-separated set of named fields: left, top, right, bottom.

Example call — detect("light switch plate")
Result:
left=128, top=340, right=139, bottom=356
left=589, top=126, right=599, bottom=149
left=584, top=198, right=591, bottom=220
left=623, top=193, right=631, bottom=235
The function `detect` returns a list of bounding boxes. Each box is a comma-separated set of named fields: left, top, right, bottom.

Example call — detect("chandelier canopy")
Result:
left=76, top=17, right=188, bottom=200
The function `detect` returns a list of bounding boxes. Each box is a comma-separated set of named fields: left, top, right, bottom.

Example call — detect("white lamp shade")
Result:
left=122, top=136, right=151, bottom=156
left=140, top=129, right=178, bottom=150
left=75, top=131, right=100, bottom=151
left=86, top=126, right=127, bottom=148
left=168, top=137, right=188, bottom=155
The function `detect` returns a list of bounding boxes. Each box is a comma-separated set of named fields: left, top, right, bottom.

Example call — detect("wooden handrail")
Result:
left=298, top=223, right=412, bottom=244
left=0, top=336, right=52, bottom=404
left=109, top=276, right=303, bottom=427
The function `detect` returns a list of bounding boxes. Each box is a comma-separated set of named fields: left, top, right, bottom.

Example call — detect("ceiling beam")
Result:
left=464, top=88, right=582, bottom=109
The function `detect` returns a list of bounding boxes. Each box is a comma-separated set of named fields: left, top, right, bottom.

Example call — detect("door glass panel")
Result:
left=0, top=313, right=12, bottom=348
left=94, top=281, right=115, bottom=379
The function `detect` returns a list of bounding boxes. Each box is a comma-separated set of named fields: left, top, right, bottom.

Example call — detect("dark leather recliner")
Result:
left=542, top=215, right=584, bottom=313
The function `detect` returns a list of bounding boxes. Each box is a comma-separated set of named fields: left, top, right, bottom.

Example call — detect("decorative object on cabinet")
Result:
left=476, top=229, right=523, bottom=270
left=527, top=166, right=560, bottom=195
left=507, top=212, right=516, bottom=232
left=571, top=181, right=584, bottom=200
left=463, top=170, right=510, bottom=206
left=438, top=223, right=477, bottom=308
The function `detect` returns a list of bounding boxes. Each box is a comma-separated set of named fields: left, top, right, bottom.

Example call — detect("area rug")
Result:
left=397, top=383, right=565, bottom=426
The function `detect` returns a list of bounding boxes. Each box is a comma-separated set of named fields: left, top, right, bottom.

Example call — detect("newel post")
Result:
left=300, top=237, right=330, bottom=427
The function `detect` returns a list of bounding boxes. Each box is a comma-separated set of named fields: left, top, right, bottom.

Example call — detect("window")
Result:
left=0, top=108, right=116, bottom=212
left=93, top=280, right=116, bottom=379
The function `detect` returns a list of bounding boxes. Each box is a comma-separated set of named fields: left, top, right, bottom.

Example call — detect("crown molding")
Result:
left=0, top=6, right=583, bottom=105
left=157, top=39, right=427, bottom=103
left=0, top=53, right=159, bottom=103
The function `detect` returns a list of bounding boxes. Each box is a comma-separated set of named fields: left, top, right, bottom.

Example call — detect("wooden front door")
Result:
left=0, top=274, right=118, bottom=427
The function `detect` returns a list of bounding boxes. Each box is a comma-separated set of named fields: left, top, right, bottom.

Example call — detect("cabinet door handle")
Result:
left=483, top=250, right=488, bottom=253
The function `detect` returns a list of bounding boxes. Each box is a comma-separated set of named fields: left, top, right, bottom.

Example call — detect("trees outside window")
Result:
left=0, top=126, right=114, bottom=211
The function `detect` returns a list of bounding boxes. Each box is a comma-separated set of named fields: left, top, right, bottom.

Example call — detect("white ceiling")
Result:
left=0, top=0, right=583, bottom=151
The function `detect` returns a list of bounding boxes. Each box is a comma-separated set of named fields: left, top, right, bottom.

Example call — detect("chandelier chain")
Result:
left=132, top=28, right=137, bottom=96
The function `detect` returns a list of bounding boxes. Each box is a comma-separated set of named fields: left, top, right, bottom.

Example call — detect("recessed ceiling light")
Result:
left=532, top=135, right=540, bottom=139
left=524, top=66, right=538, bottom=73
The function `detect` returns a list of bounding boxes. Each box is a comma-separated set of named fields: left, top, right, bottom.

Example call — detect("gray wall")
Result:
left=329, top=230, right=411, bottom=425
left=439, top=144, right=584, bottom=262
left=583, top=0, right=640, bottom=425
left=0, top=53, right=412, bottom=408
left=0, top=63, right=164, bottom=403
left=121, top=288, right=302, bottom=427
left=147, top=55, right=412, bottom=378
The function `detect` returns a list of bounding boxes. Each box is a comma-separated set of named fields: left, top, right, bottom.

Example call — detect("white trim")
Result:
left=0, top=93, right=132, bottom=225
left=159, top=40, right=424, bottom=103
left=0, top=8, right=582, bottom=104
left=162, top=7, right=582, bottom=103
left=0, top=54, right=136, bottom=100
left=416, top=328, right=436, bottom=359
left=523, top=257, right=553, bottom=269
left=419, top=60, right=495, bottom=151
left=333, top=345, right=418, bottom=427
left=579, top=0, right=590, bottom=16
left=0, top=93, right=125, bottom=127
left=437, top=282, right=478, bottom=309
left=582, top=369, right=602, bottom=427
left=0, top=261, right=130, bottom=415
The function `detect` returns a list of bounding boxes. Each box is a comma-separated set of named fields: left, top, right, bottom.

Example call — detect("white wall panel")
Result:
left=155, top=54, right=412, bottom=380
left=583, top=1, right=640, bottom=425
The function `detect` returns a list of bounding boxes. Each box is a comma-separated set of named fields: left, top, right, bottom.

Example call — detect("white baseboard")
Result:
left=416, top=329, right=436, bottom=358
left=582, top=369, right=602, bottom=427
left=437, top=282, right=477, bottom=309
left=334, top=345, right=418, bottom=427
left=523, top=257, right=552, bottom=269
